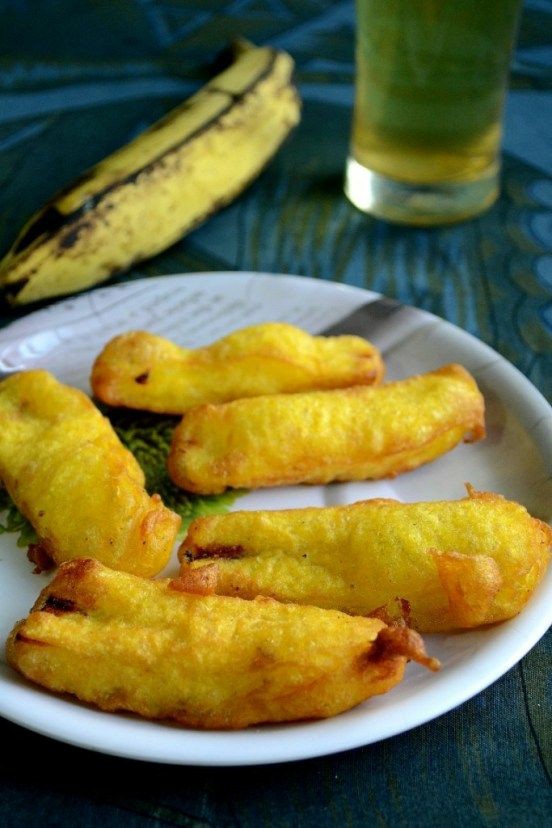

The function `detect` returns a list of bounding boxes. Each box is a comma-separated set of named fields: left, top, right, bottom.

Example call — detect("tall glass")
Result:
left=345, top=0, right=523, bottom=225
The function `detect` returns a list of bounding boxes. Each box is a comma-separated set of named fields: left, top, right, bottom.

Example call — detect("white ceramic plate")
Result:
left=0, top=272, right=550, bottom=766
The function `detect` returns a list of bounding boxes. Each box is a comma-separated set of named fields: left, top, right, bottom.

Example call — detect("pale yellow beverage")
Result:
left=345, top=0, right=523, bottom=224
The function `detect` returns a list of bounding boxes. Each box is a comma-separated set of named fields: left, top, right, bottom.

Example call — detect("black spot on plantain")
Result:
left=12, top=205, right=68, bottom=254
left=208, top=87, right=240, bottom=102
left=58, top=221, right=92, bottom=250
left=134, top=371, right=149, bottom=384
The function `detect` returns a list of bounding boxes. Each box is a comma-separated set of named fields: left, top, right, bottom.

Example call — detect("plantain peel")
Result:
left=179, top=487, right=552, bottom=632
left=91, top=323, right=384, bottom=414
left=168, top=364, right=485, bottom=494
left=6, top=558, right=439, bottom=729
left=0, top=42, right=300, bottom=304
left=0, top=370, right=180, bottom=576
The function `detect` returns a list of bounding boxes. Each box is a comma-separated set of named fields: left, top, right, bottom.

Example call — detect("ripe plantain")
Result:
left=0, top=41, right=300, bottom=305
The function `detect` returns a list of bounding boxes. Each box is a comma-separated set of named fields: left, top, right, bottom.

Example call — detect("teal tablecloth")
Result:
left=0, top=1, right=550, bottom=825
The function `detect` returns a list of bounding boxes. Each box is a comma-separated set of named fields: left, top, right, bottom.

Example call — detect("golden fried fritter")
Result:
left=168, top=364, right=485, bottom=494
left=90, top=323, right=384, bottom=414
left=179, top=487, right=551, bottom=632
left=6, top=558, right=438, bottom=729
left=0, top=370, right=180, bottom=576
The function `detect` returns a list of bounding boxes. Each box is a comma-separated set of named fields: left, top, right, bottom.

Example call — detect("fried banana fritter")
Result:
left=0, top=370, right=180, bottom=576
left=90, top=323, right=384, bottom=414
left=179, top=487, right=551, bottom=632
left=6, top=558, right=439, bottom=729
left=168, top=364, right=485, bottom=494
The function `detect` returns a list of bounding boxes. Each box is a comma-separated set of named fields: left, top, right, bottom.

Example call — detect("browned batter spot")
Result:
left=42, top=595, right=79, bottom=615
left=169, top=563, right=218, bottom=595
left=15, top=632, right=48, bottom=646
left=27, top=541, right=55, bottom=574
left=192, top=544, right=244, bottom=560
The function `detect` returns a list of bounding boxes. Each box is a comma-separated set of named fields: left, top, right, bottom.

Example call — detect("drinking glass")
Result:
left=345, top=0, right=523, bottom=225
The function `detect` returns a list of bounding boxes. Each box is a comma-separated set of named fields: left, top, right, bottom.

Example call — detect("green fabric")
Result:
left=0, top=1, right=550, bottom=824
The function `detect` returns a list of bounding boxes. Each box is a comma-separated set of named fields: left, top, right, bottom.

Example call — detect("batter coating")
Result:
left=7, top=558, right=438, bottom=729
left=0, top=370, right=180, bottom=576
left=168, top=364, right=485, bottom=494
left=179, top=487, right=551, bottom=632
left=91, top=323, right=384, bottom=414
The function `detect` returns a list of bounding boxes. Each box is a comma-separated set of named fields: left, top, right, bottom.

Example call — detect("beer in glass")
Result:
left=345, top=0, right=523, bottom=224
